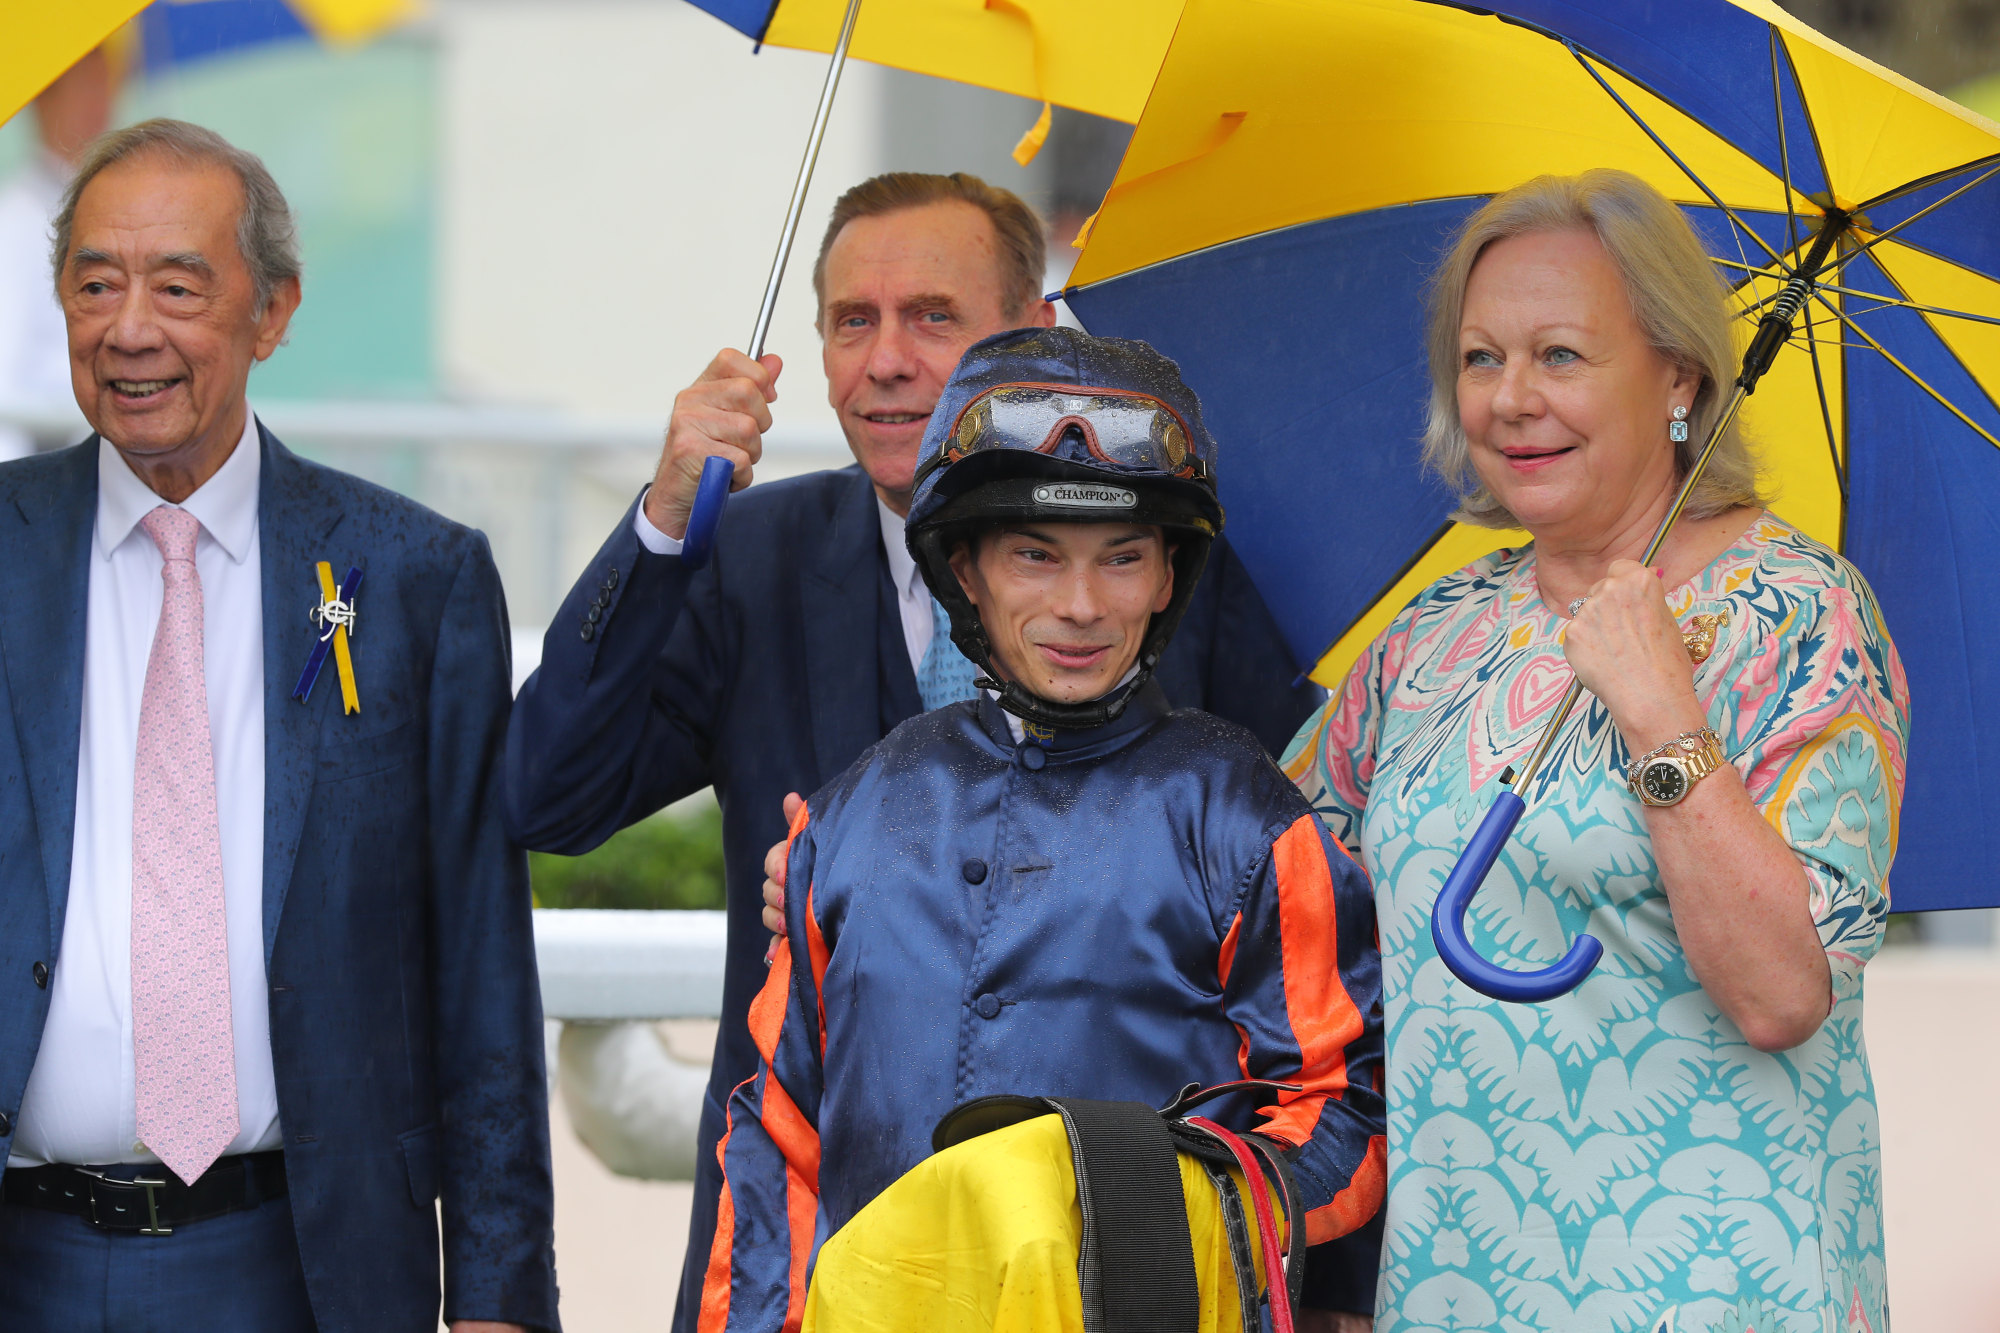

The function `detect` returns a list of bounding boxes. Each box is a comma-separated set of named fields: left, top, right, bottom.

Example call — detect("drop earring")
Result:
left=1669, top=404, right=1690, bottom=443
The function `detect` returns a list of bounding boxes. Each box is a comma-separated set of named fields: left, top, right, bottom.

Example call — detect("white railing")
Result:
left=533, top=908, right=726, bottom=1182
left=533, top=908, right=726, bottom=1021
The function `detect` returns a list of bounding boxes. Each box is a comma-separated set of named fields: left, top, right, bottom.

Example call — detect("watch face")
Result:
left=1640, top=758, right=1689, bottom=805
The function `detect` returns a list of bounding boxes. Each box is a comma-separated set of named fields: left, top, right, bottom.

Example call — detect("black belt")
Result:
left=1, top=1150, right=287, bottom=1236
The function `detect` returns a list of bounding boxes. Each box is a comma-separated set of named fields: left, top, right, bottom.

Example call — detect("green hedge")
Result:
left=530, top=807, right=726, bottom=911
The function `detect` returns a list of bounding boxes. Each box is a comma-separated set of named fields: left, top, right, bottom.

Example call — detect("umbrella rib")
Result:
left=1801, top=295, right=1845, bottom=497
left=1858, top=152, right=2000, bottom=211
left=1824, top=161, right=2000, bottom=283
left=1811, top=291, right=2000, bottom=450
left=1768, top=28, right=1802, bottom=258
left=1731, top=268, right=2000, bottom=327
left=1566, top=44, right=1791, bottom=274
left=1704, top=260, right=1999, bottom=334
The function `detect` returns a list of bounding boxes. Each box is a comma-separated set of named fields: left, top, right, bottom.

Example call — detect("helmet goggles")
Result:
left=917, top=382, right=1209, bottom=488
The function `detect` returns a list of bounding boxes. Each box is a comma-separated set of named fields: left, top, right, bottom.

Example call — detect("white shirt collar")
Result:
left=97, top=411, right=262, bottom=564
left=876, top=494, right=924, bottom=597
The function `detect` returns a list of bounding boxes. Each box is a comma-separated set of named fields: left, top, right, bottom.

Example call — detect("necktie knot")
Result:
left=140, top=505, right=201, bottom=564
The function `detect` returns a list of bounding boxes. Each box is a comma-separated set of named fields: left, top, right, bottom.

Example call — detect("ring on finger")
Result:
left=1567, top=597, right=1588, bottom=617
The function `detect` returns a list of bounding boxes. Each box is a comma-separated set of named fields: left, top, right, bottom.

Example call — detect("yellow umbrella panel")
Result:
left=697, top=0, right=1183, bottom=129
left=1, top=1, right=149, bottom=127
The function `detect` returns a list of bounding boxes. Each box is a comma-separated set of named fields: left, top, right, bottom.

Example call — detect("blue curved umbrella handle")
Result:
left=680, top=456, right=735, bottom=570
left=1430, top=790, right=1604, bottom=1003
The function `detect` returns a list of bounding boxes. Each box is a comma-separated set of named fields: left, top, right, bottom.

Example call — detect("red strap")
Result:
left=1187, top=1117, right=1293, bottom=1333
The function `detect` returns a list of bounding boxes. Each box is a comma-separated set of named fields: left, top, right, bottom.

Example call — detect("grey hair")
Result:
left=1421, top=169, right=1767, bottom=528
left=51, top=118, right=301, bottom=312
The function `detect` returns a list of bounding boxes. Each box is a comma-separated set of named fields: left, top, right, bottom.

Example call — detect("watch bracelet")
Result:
left=1624, top=726, right=1724, bottom=789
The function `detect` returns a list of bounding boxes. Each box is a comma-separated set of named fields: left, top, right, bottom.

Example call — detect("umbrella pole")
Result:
left=682, top=0, right=866, bottom=568
left=1433, top=210, right=1851, bottom=1002
left=747, top=0, right=866, bottom=359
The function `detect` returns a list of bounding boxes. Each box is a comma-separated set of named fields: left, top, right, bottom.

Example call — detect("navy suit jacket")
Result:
left=505, top=464, right=1323, bottom=1321
left=0, top=430, right=559, bottom=1333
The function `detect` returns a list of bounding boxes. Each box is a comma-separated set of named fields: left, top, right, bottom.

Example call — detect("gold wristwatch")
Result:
left=1625, top=727, right=1725, bottom=807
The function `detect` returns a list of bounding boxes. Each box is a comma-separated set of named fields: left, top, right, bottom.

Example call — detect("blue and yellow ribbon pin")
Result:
left=291, top=562, right=363, bottom=713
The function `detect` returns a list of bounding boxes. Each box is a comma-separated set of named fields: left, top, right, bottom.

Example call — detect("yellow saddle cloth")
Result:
left=802, top=1113, right=1276, bottom=1333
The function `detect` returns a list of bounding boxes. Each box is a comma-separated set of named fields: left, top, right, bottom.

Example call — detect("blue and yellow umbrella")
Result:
left=1065, top=0, right=2000, bottom=922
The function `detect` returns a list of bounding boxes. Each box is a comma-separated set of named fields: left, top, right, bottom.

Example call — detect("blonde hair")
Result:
left=1422, top=169, right=1767, bottom=528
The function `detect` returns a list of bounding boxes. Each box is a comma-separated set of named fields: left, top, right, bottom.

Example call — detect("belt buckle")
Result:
left=81, top=1170, right=174, bottom=1236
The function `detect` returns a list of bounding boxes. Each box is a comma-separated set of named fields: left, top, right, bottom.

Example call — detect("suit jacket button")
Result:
left=580, top=622, right=597, bottom=643
left=961, top=859, right=987, bottom=885
left=586, top=604, right=602, bottom=623
left=603, top=569, right=619, bottom=590
left=32, top=961, right=48, bottom=988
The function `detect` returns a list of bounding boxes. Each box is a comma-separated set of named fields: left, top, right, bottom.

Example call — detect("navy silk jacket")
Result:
left=701, top=684, right=1386, bottom=1331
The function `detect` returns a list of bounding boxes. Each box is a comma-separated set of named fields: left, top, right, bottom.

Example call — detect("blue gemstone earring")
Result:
left=1669, top=404, right=1690, bottom=443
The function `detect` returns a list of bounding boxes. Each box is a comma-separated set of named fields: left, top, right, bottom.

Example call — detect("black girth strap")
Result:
left=1045, top=1097, right=1200, bottom=1333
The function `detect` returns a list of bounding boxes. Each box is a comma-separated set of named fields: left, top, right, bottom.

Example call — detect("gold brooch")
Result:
left=1682, top=611, right=1729, bottom=665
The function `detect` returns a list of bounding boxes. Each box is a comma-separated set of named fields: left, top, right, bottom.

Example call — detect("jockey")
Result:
left=700, top=327, right=1386, bottom=1332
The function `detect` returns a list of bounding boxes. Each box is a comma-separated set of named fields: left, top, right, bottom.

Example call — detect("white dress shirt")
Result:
left=634, top=487, right=935, bottom=673
left=9, top=414, right=282, bottom=1167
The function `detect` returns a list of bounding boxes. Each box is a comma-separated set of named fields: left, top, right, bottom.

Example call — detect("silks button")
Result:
left=962, top=858, right=988, bottom=885
left=973, top=993, right=1002, bottom=1020
left=1017, top=744, right=1046, bottom=771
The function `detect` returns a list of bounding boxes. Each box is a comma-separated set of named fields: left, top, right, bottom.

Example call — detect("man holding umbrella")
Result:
left=504, top=172, right=1335, bottom=1329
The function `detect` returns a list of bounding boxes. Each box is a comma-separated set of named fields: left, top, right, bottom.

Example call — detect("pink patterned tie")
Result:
left=132, top=505, right=238, bottom=1185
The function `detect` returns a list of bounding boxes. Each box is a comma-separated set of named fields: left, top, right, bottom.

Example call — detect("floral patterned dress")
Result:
left=1283, top=513, right=1908, bottom=1333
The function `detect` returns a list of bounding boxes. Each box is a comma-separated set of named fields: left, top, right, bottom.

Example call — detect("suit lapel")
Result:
left=800, top=470, right=887, bottom=788
left=257, top=426, right=345, bottom=964
left=0, top=443, right=97, bottom=948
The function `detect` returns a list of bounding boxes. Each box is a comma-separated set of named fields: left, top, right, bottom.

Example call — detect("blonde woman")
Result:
left=1285, top=170, right=1906, bottom=1332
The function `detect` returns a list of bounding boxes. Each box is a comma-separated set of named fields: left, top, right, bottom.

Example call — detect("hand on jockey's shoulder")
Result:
left=761, top=791, right=804, bottom=964
left=645, top=347, right=782, bottom=540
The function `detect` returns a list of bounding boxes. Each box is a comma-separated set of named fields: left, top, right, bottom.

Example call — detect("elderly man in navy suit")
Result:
left=504, top=171, right=1384, bottom=1331
left=0, top=120, right=558, bottom=1333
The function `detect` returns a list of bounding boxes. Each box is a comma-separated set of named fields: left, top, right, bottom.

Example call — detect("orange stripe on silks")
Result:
left=759, top=1060, right=822, bottom=1194
left=699, top=1080, right=755, bottom=1333
left=805, top=887, right=830, bottom=1061
left=1259, top=815, right=1365, bottom=1146
left=749, top=937, right=794, bottom=1065
left=783, top=1155, right=816, bottom=1331
left=760, top=1073, right=820, bottom=1332
left=1303, top=1134, right=1386, bottom=1246
left=1217, top=911, right=1242, bottom=987
left=698, top=1173, right=737, bottom=1333
left=1216, top=912, right=1252, bottom=1080
left=708, top=937, right=796, bottom=1327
